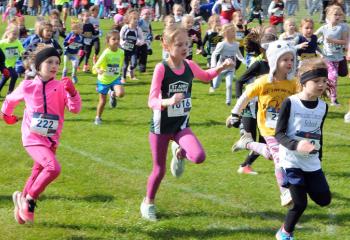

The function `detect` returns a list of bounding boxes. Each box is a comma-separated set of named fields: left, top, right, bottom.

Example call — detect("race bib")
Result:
left=265, top=107, right=278, bottom=128
left=106, top=64, right=119, bottom=76
left=5, top=47, right=19, bottom=58
left=69, top=42, right=81, bottom=49
left=30, top=112, right=59, bottom=137
left=83, top=38, right=92, bottom=45
left=167, top=98, right=192, bottom=117
left=295, top=131, right=321, bottom=153
left=124, top=41, right=135, bottom=51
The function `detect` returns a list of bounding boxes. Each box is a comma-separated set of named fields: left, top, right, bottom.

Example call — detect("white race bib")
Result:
left=265, top=107, right=278, bottom=128
left=83, top=38, right=92, bottom=45
left=30, top=112, right=59, bottom=137
left=5, top=48, right=19, bottom=58
left=167, top=98, right=192, bottom=117
left=124, top=42, right=134, bottom=51
left=295, top=131, right=321, bottom=153
left=106, top=64, right=119, bottom=76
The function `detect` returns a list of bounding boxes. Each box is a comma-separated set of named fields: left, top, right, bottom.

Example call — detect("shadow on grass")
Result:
left=190, top=120, right=224, bottom=127
left=327, top=171, right=350, bottom=178
left=0, top=195, right=11, bottom=204
left=40, top=194, right=114, bottom=203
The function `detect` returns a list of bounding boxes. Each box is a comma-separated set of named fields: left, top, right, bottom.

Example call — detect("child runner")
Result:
left=227, top=40, right=298, bottom=206
left=279, top=18, right=299, bottom=44
left=92, top=30, right=125, bottom=125
left=294, top=18, right=319, bottom=63
left=140, top=24, right=234, bottom=221
left=1, top=46, right=81, bottom=224
left=315, top=5, right=347, bottom=106
left=268, top=0, right=284, bottom=33
left=212, top=0, right=241, bottom=24
left=120, top=9, right=144, bottom=82
left=137, top=7, right=153, bottom=73
left=229, top=33, right=277, bottom=175
left=0, top=25, right=24, bottom=95
left=173, top=3, right=184, bottom=23
left=275, top=58, right=331, bottom=240
left=182, top=14, right=203, bottom=60
left=79, top=11, right=98, bottom=72
left=231, top=11, right=249, bottom=70
left=211, top=23, right=245, bottom=105
left=89, top=5, right=101, bottom=64
left=202, top=14, right=223, bottom=93
left=62, top=21, right=84, bottom=83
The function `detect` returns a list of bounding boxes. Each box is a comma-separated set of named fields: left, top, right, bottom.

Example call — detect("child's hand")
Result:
left=296, top=140, right=315, bottom=153
left=1, top=112, right=18, bottom=125
left=96, top=69, right=104, bottom=75
left=226, top=114, right=241, bottom=128
left=300, top=42, right=308, bottom=49
left=62, top=77, right=77, bottom=96
left=326, top=37, right=334, bottom=44
left=222, top=58, right=235, bottom=69
left=1, top=68, right=10, bottom=79
left=196, top=49, right=203, bottom=55
left=169, top=93, right=185, bottom=106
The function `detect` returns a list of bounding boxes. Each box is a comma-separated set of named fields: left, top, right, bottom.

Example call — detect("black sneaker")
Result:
left=109, top=91, right=117, bottom=108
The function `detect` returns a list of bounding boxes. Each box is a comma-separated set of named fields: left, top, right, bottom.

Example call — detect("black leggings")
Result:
left=79, top=44, right=93, bottom=66
left=92, top=38, right=100, bottom=56
left=284, top=170, right=331, bottom=233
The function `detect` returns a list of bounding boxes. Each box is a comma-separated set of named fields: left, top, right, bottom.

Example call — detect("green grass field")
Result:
left=0, top=11, right=350, bottom=240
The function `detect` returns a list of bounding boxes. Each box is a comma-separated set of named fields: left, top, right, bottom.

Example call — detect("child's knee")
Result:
left=192, top=150, right=206, bottom=164
left=317, top=193, right=332, bottom=207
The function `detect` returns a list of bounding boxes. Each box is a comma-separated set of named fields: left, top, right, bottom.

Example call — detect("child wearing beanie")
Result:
left=0, top=46, right=81, bottom=225
left=228, top=40, right=298, bottom=207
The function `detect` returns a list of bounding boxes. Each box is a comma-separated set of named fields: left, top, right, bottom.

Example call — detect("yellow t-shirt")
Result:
left=245, top=74, right=298, bottom=136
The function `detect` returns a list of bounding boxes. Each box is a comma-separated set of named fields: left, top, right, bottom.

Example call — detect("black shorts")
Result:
left=56, top=2, right=69, bottom=12
left=283, top=168, right=330, bottom=194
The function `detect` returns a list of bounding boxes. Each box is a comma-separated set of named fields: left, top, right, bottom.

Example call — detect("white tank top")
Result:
left=279, top=95, right=326, bottom=171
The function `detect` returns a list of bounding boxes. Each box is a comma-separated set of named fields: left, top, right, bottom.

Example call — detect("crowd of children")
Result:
left=2, top=0, right=350, bottom=239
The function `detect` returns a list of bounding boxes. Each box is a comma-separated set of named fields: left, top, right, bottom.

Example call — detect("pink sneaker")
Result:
left=19, top=196, right=36, bottom=223
left=12, top=191, right=25, bottom=224
left=237, top=165, right=258, bottom=175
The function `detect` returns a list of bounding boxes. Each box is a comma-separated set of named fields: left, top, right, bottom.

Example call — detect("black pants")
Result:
left=137, top=44, right=148, bottom=72
left=122, top=50, right=137, bottom=78
left=284, top=169, right=331, bottom=233
left=92, top=38, right=100, bottom=56
left=79, top=44, right=93, bottom=66
left=0, top=67, right=18, bottom=95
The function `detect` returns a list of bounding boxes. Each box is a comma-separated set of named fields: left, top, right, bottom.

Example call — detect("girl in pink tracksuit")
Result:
left=1, top=47, right=82, bottom=224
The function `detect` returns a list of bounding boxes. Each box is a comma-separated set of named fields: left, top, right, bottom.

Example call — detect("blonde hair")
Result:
left=2, top=25, right=19, bottom=40
left=300, top=18, right=314, bottom=28
left=208, top=14, right=221, bottom=31
left=220, top=23, right=236, bottom=37
left=231, top=10, right=242, bottom=24
left=181, top=14, right=194, bottom=27
left=124, top=9, right=139, bottom=24
left=162, top=25, right=188, bottom=47
left=163, top=15, right=175, bottom=27
left=190, top=0, right=200, bottom=9
left=283, top=18, right=297, bottom=31
left=326, top=5, right=344, bottom=17
left=298, top=58, right=327, bottom=77
left=173, top=3, right=183, bottom=13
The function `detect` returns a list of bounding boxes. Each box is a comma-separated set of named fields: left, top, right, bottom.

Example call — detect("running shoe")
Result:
left=12, top=191, right=25, bottom=224
left=232, top=132, right=253, bottom=152
left=170, top=141, right=185, bottom=177
left=237, top=165, right=258, bottom=175
left=140, top=198, right=157, bottom=221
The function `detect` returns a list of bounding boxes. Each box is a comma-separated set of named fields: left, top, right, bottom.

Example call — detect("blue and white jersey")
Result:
left=63, top=32, right=84, bottom=55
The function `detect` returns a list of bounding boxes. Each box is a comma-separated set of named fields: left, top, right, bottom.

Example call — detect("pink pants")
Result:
left=22, top=145, right=61, bottom=199
left=326, top=60, right=339, bottom=102
left=247, top=136, right=287, bottom=193
left=146, top=128, right=205, bottom=200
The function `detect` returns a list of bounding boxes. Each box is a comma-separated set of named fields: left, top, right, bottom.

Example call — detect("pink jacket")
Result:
left=1, top=76, right=82, bottom=148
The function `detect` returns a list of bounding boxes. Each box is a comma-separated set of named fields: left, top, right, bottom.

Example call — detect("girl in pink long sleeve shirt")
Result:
left=140, top=24, right=234, bottom=221
left=1, top=47, right=81, bottom=225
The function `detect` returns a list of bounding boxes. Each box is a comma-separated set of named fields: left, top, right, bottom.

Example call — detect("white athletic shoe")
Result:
left=209, top=87, right=215, bottom=93
left=94, top=117, right=102, bottom=125
left=344, top=112, right=350, bottom=123
left=140, top=198, right=157, bottom=221
left=280, top=189, right=293, bottom=207
left=170, top=141, right=185, bottom=177
left=232, top=132, right=254, bottom=152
